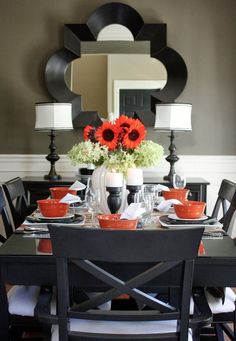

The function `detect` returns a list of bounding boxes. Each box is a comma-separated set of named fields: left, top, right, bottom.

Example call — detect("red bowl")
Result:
left=37, top=199, right=69, bottom=217
left=98, top=214, right=138, bottom=230
left=162, top=188, right=189, bottom=202
left=37, top=239, right=52, bottom=253
left=174, top=200, right=206, bottom=219
left=49, top=187, right=77, bottom=199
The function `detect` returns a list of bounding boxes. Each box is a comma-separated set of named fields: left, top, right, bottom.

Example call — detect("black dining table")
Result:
left=1, top=233, right=236, bottom=340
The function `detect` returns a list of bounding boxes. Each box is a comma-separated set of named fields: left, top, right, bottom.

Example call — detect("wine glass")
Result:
left=173, top=174, right=186, bottom=189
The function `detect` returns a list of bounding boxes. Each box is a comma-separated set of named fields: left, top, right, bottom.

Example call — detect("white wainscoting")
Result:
left=0, top=154, right=236, bottom=216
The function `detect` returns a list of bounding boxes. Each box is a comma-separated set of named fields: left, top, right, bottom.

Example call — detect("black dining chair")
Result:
left=197, top=179, right=236, bottom=340
left=40, top=225, right=209, bottom=341
left=0, top=186, right=46, bottom=340
left=2, top=176, right=34, bottom=228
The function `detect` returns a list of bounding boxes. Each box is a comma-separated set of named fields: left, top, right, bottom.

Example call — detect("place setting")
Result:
left=15, top=180, right=87, bottom=238
left=157, top=190, right=225, bottom=238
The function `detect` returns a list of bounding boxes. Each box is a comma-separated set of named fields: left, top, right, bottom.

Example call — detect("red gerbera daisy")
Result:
left=95, top=121, right=119, bottom=150
left=122, top=120, right=146, bottom=149
left=83, top=125, right=97, bottom=142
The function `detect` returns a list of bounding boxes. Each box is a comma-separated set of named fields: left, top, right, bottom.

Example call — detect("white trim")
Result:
left=0, top=154, right=235, bottom=216
left=113, top=80, right=166, bottom=114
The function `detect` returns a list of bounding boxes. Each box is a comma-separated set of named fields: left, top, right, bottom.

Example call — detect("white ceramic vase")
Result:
left=91, top=164, right=128, bottom=214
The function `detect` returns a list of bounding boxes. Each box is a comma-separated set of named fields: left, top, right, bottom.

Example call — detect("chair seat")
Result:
left=51, top=318, right=193, bottom=341
left=190, top=287, right=236, bottom=315
left=7, top=285, right=41, bottom=316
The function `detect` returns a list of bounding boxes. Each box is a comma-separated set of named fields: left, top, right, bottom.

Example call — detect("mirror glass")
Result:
left=65, top=25, right=167, bottom=118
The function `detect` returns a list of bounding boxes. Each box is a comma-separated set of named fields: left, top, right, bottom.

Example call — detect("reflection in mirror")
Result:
left=65, top=53, right=167, bottom=118
left=97, top=24, right=134, bottom=41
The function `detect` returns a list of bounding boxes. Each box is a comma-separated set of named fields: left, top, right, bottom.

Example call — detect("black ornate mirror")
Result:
left=45, top=2, right=187, bottom=127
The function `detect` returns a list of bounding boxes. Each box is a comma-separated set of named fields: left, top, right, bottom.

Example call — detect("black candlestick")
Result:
left=106, top=187, right=123, bottom=214
left=44, top=129, right=61, bottom=180
left=126, top=185, right=141, bottom=205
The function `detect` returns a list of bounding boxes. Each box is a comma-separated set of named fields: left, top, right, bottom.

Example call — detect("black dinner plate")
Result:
left=26, top=214, right=85, bottom=224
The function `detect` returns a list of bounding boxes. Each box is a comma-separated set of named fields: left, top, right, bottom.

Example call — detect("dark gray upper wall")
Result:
left=0, top=0, right=235, bottom=155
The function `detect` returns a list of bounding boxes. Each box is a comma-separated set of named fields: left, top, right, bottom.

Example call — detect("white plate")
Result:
left=168, top=213, right=208, bottom=221
left=34, top=212, right=74, bottom=220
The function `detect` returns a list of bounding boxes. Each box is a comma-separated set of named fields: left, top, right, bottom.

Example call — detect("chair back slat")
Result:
left=211, top=179, right=236, bottom=232
left=0, top=187, right=14, bottom=241
left=2, top=177, right=30, bottom=228
left=49, top=226, right=203, bottom=263
left=48, top=225, right=204, bottom=340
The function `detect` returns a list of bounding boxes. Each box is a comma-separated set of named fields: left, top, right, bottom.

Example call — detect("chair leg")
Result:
left=214, top=323, right=225, bottom=341
left=191, top=327, right=201, bottom=341
left=10, top=326, right=23, bottom=341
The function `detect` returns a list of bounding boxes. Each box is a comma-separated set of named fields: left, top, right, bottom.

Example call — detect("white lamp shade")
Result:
left=154, top=103, right=192, bottom=131
left=35, top=103, right=73, bottom=131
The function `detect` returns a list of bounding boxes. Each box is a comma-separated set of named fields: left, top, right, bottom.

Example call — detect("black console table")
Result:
left=144, top=176, right=210, bottom=202
left=23, top=177, right=76, bottom=208
left=23, top=176, right=209, bottom=207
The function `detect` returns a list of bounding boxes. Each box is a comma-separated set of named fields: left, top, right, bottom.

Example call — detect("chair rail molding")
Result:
left=0, top=154, right=236, bottom=216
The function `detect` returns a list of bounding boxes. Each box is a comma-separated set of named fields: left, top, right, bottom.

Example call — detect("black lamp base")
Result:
left=44, top=130, right=61, bottom=181
left=44, top=173, right=61, bottom=181
left=164, top=130, right=179, bottom=183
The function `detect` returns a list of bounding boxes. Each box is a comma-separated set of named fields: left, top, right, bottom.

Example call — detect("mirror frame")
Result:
left=45, top=2, right=187, bottom=127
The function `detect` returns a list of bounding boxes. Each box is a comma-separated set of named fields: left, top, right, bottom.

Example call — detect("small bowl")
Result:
left=37, top=199, right=69, bottom=217
left=98, top=214, right=138, bottom=230
left=162, top=188, right=189, bottom=202
left=49, top=187, right=77, bottom=199
left=174, top=200, right=206, bottom=219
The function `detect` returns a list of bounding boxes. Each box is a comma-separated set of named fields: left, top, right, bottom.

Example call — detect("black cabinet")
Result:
left=144, top=176, right=209, bottom=202
left=23, top=177, right=76, bottom=208
left=23, top=176, right=209, bottom=207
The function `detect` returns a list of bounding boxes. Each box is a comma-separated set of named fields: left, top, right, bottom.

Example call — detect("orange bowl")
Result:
left=174, top=200, right=206, bottom=219
left=49, top=187, right=77, bottom=199
left=37, top=199, right=69, bottom=217
left=98, top=214, right=138, bottom=230
left=37, top=239, right=52, bottom=253
left=162, top=188, right=189, bottom=202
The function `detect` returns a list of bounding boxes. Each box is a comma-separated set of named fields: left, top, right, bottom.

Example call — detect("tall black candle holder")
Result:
left=126, top=185, right=141, bottom=205
left=106, top=187, right=123, bottom=214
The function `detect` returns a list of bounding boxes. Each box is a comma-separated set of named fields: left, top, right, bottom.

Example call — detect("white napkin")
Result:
left=156, top=184, right=170, bottom=192
left=120, top=203, right=146, bottom=220
left=157, top=199, right=182, bottom=213
left=69, top=180, right=86, bottom=191
left=59, top=193, right=82, bottom=204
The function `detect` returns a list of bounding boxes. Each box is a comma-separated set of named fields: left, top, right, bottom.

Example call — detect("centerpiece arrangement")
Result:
left=68, top=115, right=164, bottom=213
left=68, top=115, right=163, bottom=173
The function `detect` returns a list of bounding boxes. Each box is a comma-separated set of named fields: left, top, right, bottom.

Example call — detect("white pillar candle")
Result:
left=126, top=168, right=143, bottom=186
left=106, top=171, right=123, bottom=187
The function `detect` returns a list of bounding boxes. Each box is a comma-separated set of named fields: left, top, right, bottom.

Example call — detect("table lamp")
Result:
left=154, top=103, right=192, bottom=182
left=35, top=102, right=73, bottom=180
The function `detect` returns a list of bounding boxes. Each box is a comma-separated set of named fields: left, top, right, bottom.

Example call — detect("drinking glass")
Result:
left=142, top=184, right=159, bottom=209
left=85, top=186, right=101, bottom=226
left=173, top=174, right=186, bottom=189
left=134, top=191, right=154, bottom=227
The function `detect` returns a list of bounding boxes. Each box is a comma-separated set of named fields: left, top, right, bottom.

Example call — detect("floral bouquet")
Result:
left=68, top=115, right=164, bottom=174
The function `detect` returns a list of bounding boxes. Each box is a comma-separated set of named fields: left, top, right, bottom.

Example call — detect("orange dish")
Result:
left=162, top=188, right=189, bottom=202
left=49, top=187, right=77, bottom=199
left=98, top=214, right=138, bottom=230
left=174, top=200, right=206, bottom=219
left=37, top=199, right=69, bottom=217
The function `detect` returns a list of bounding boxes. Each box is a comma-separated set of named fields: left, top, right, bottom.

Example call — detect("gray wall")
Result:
left=0, top=0, right=235, bottom=155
